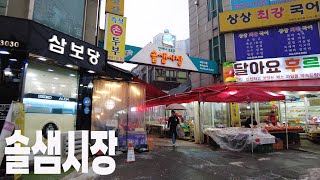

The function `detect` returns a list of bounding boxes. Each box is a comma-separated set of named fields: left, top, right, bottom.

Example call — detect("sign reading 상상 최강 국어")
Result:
left=220, top=0, right=320, bottom=32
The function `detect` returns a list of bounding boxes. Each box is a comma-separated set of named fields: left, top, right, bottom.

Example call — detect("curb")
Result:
left=293, top=148, right=320, bottom=155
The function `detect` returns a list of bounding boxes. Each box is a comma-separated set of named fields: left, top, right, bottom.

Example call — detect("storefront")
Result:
left=0, top=16, right=146, bottom=151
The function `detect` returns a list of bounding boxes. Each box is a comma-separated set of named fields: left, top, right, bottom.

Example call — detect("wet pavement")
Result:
left=96, top=137, right=320, bottom=180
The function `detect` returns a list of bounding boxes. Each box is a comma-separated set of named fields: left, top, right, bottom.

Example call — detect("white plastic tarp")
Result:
left=204, top=127, right=275, bottom=152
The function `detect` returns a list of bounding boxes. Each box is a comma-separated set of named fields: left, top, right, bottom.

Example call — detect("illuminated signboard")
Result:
left=234, top=54, right=320, bottom=82
left=220, top=0, right=320, bottom=32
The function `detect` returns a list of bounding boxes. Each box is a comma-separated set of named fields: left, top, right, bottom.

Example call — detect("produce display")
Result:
left=263, top=126, right=304, bottom=132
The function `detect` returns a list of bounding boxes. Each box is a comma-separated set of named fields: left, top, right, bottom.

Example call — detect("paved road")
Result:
left=97, top=138, right=320, bottom=180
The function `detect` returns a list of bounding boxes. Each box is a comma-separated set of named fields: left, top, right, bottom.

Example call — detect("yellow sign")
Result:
left=230, top=103, right=240, bottom=127
left=106, top=0, right=125, bottom=16
left=104, top=13, right=127, bottom=63
left=13, top=103, right=25, bottom=135
left=219, top=0, right=320, bottom=32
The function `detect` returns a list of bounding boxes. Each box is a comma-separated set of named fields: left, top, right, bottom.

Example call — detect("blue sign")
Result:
left=269, top=0, right=294, bottom=5
left=235, top=22, right=320, bottom=61
left=84, top=107, right=90, bottom=115
left=235, top=29, right=275, bottom=61
left=231, top=0, right=294, bottom=10
left=275, top=24, right=320, bottom=57
left=83, top=97, right=91, bottom=107
left=231, top=0, right=269, bottom=10
left=118, top=134, right=147, bottom=148
left=190, top=57, right=219, bottom=74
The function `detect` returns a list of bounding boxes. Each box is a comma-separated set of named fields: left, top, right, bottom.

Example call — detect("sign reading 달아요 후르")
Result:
left=233, top=53, right=320, bottom=82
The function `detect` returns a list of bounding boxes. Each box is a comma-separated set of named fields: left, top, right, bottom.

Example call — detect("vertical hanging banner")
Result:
left=104, top=13, right=127, bottom=63
left=106, top=0, right=125, bottom=16
left=230, top=103, right=240, bottom=127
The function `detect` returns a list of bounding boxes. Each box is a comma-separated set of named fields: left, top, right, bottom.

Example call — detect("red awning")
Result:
left=202, top=88, right=285, bottom=103
left=146, top=79, right=320, bottom=107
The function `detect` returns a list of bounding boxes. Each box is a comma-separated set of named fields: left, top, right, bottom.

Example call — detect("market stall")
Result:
left=145, top=103, right=195, bottom=140
left=202, top=87, right=286, bottom=152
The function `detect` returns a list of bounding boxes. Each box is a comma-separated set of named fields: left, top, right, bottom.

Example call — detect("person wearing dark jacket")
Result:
left=168, top=110, right=180, bottom=147
left=244, top=117, right=257, bottom=128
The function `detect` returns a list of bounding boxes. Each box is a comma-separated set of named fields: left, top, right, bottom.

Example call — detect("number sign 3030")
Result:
left=0, top=40, right=19, bottom=48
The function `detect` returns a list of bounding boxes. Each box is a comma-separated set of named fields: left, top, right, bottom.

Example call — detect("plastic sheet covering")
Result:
left=204, top=127, right=275, bottom=152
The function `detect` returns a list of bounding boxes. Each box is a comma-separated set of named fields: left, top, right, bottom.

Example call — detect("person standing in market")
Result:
left=267, top=110, right=278, bottom=126
left=168, top=110, right=180, bottom=147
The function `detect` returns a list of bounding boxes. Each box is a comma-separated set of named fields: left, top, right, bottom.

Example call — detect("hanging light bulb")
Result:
left=88, top=81, right=94, bottom=89
left=3, top=66, right=13, bottom=77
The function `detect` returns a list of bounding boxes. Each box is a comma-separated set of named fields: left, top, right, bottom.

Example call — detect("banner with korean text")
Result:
left=125, top=43, right=219, bottom=74
left=234, top=54, right=320, bottom=82
left=220, top=0, right=320, bottom=32
left=104, top=13, right=127, bottom=63
left=234, top=22, right=320, bottom=61
left=106, top=0, right=125, bottom=16
left=231, top=0, right=295, bottom=10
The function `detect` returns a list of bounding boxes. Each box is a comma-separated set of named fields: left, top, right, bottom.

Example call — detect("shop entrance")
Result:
left=0, top=50, right=25, bottom=130
left=0, top=49, right=26, bottom=173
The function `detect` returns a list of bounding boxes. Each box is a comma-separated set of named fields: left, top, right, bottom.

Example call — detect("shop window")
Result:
left=207, top=0, right=217, bottom=21
left=209, top=39, right=213, bottom=60
left=0, top=0, right=7, bottom=15
left=33, top=0, right=85, bottom=40
left=209, top=35, right=226, bottom=62
left=23, top=61, right=79, bottom=114
left=155, top=68, right=187, bottom=83
left=23, top=61, right=79, bottom=146
left=208, top=0, right=223, bottom=21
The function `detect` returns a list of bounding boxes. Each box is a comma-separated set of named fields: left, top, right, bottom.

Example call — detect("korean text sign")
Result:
left=4, top=130, right=117, bottom=175
left=106, top=0, right=125, bottom=16
left=235, top=22, right=320, bottom=61
left=125, top=43, right=219, bottom=74
left=234, top=54, right=320, bottom=82
left=104, top=13, right=127, bottom=63
left=220, top=0, right=320, bottom=32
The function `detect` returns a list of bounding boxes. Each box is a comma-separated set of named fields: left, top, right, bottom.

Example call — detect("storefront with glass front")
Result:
left=0, top=16, right=146, bottom=151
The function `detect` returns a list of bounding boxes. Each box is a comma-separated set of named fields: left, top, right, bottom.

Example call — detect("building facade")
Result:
left=188, top=0, right=313, bottom=89
left=176, top=38, right=191, bottom=55
left=0, top=1, right=148, bottom=170
left=132, top=30, right=190, bottom=93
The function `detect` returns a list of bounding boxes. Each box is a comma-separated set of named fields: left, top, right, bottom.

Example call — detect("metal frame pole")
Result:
left=251, top=102, right=254, bottom=153
left=285, top=101, right=289, bottom=150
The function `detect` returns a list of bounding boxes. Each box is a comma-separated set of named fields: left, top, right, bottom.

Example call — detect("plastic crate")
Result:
left=272, top=141, right=283, bottom=151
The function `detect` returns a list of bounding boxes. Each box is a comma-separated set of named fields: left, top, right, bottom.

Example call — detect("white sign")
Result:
left=234, top=54, right=320, bottom=82
left=4, top=130, right=117, bottom=175
left=128, top=43, right=195, bottom=71
left=48, top=35, right=100, bottom=65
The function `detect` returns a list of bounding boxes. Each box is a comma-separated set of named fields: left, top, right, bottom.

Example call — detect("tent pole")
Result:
left=251, top=102, right=254, bottom=153
left=198, top=93, right=201, bottom=143
left=285, top=101, right=289, bottom=150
